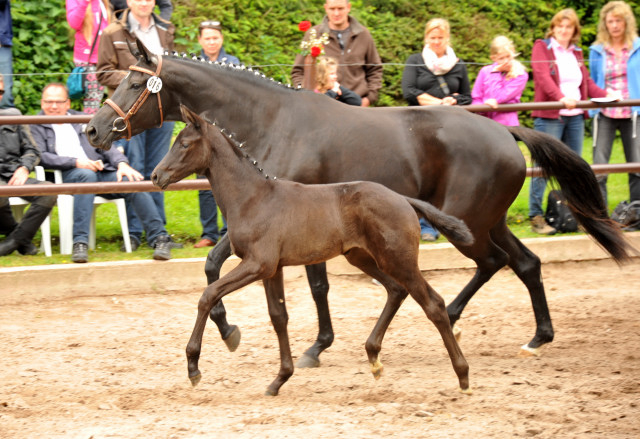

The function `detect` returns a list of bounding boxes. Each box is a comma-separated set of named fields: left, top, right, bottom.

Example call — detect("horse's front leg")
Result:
left=187, top=259, right=264, bottom=386
left=263, top=269, right=294, bottom=396
left=204, top=233, right=241, bottom=352
left=296, top=263, right=334, bottom=368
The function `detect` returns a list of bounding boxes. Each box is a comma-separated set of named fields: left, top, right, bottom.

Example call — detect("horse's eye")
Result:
left=181, top=142, right=189, bottom=149
left=131, top=83, right=142, bottom=90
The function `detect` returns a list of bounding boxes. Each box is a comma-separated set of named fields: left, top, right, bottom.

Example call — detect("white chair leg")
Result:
left=57, top=195, right=74, bottom=255
left=41, top=213, right=52, bottom=257
left=89, top=205, right=98, bottom=251
left=115, top=199, right=132, bottom=253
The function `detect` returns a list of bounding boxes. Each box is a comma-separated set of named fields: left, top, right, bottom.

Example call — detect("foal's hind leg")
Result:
left=490, top=222, right=554, bottom=356
left=204, top=233, right=242, bottom=352
left=263, top=269, right=294, bottom=396
left=344, top=249, right=408, bottom=380
left=296, top=263, right=334, bottom=369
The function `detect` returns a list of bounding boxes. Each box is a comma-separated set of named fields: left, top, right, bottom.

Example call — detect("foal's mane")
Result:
left=204, top=118, right=279, bottom=181
left=163, top=51, right=303, bottom=93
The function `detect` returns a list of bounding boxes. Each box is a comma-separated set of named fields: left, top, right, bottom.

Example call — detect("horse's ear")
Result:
left=133, top=38, right=157, bottom=65
left=127, top=39, right=141, bottom=58
left=180, top=105, right=201, bottom=130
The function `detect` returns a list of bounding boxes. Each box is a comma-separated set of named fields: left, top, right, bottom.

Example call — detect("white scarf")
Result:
left=422, top=46, right=458, bottom=75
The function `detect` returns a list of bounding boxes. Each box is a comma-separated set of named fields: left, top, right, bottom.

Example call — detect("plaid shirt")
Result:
left=603, top=46, right=631, bottom=119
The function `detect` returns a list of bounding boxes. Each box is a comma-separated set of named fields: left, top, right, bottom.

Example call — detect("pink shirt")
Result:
left=471, top=63, right=528, bottom=126
left=66, top=0, right=109, bottom=64
left=550, top=38, right=583, bottom=116
left=602, top=46, right=631, bottom=119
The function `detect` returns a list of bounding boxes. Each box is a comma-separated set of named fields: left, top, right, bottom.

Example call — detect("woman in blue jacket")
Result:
left=589, top=1, right=640, bottom=207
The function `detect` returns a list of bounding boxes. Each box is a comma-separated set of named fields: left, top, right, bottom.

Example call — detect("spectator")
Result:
left=0, top=0, right=14, bottom=108
left=472, top=35, right=528, bottom=126
left=401, top=17, right=471, bottom=241
left=291, top=0, right=382, bottom=107
left=589, top=1, right=640, bottom=207
left=0, top=74, right=56, bottom=256
left=97, top=0, right=178, bottom=251
left=529, top=8, right=607, bottom=235
left=30, top=83, right=174, bottom=263
left=192, top=20, right=239, bottom=248
left=66, top=0, right=110, bottom=114
left=314, top=56, right=362, bottom=106
left=109, top=0, right=172, bottom=21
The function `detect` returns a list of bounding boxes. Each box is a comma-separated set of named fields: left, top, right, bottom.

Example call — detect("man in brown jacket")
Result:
left=96, top=0, right=179, bottom=251
left=291, top=0, right=382, bottom=107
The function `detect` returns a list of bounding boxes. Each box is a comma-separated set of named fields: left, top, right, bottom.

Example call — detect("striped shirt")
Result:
left=603, top=46, right=630, bottom=119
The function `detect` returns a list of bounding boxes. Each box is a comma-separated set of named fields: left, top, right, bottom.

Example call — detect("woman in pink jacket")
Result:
left=66, top=0, right=109, bottom=114
left=472, top=35, right=528, bottom=126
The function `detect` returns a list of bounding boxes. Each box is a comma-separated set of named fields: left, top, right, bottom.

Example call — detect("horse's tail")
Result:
left=508, top=126, right=638, bottom=263
left=405, top=197, right=474, bottom=246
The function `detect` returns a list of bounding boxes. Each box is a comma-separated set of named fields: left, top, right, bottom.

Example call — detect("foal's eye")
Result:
left=181, top=142, right=189, bottom=149
left=131, top=83, right=142, bottom=90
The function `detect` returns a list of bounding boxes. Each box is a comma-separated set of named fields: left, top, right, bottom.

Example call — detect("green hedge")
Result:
left=13, top=0, right=639, bottom=115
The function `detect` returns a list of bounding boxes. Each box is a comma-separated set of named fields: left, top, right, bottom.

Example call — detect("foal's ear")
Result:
left=131, top=38, right=157, bottom=65
left=180, top=105, right=202, bottom=130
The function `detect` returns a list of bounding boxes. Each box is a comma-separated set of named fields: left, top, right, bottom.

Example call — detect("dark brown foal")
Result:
left=151, top=105, right=473, bottom=396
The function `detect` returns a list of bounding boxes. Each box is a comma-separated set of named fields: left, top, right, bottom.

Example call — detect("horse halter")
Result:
left=104, top=55, right=164, bottom=140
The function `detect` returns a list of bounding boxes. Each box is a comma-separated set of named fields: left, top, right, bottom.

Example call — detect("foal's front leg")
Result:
left=187, top=260, right=264, bottom=387
left=203, top=233, right=242, bottom=352
left=263, top=269, right=294, bottom=396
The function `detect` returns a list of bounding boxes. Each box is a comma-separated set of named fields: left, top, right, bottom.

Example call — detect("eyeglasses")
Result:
left=42, top=99, right=68, bottom=105
left=199, top=20, right=222, bottom=31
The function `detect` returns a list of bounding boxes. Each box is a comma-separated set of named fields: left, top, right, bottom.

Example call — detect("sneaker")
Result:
left=72, top=242, right=89, bottom=263
left=152, top=235, right=172, bottom=261
left=531, top=215, right=556, bottom=235
left=421, top=233, right=437, bottom=242
left=120, top=237, right=140, bottom=252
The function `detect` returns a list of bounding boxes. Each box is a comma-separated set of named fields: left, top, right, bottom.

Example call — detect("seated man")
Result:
left=0, top=75, right=56, bottom=256
left=30, top=82, right=174, bottom=263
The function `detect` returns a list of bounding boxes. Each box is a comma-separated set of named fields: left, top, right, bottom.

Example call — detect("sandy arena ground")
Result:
left=1, top=258, right=639, bottom=438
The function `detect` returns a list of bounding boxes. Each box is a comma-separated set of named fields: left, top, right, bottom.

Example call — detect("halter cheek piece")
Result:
left=104, top=55, right=164, bottom=140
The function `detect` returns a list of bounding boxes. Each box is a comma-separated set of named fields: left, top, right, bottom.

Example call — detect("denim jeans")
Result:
left=197, top=175, right=227, bottom=241
left=0, top=46, right=14, bottom=108
left=62, top=168, right=168, bottom=246
left=529, top=115, right=585, bottom=217
left=123, top=122, right=174, bottom=241
left=419, top=218, right=440, bottom=239
left=593, top=113, right=640, bottom=205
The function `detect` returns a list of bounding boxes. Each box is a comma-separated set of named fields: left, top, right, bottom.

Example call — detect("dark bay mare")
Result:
left=87, top=40, right=636, bottom=363
left=151, top=105, right=474, bottom=395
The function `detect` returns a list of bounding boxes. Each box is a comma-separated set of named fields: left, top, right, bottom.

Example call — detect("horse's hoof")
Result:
left=517, top=343, right=542, bottom=358
left=296, top=353, right=320, bottom=368
left=452, top=325, right=462, bottom=342
left=189, top=372, right=202, bottom=387
left=264, top=387, right=279, bottom=396
left=459, top=386, right=473, bottom=395
left=370, top=359, right=384, bottom=380
left=223, top=325, right=241, bottom=352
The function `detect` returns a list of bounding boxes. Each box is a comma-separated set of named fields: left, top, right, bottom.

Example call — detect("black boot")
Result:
left=0, top=204, right=52, bottom=256
left=0, top=203, right=18, bottom=236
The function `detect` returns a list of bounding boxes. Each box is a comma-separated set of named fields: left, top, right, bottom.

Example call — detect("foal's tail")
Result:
left=405, top=197, right=474, bottom=246
left=508, top=126, right=638, bottom=263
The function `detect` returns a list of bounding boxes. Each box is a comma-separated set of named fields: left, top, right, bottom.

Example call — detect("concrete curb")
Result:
left=2, top=232, right=638, bottom=305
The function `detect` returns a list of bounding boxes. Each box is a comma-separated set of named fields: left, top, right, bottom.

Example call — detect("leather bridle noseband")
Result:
left=104, top=55, right=164, bottom=140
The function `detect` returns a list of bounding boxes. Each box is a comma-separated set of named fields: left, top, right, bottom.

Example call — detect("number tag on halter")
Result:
left=147, top=76, right=162, bottom=93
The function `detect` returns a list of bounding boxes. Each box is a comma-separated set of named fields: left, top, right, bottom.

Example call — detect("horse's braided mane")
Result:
left=163, top=51, right=304, bottom=93
left=204, top=117, right=278, bottom=181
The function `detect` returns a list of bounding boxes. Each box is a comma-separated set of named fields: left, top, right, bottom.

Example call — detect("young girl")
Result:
left=314, top=56, right=362, bottom=106
left=472, top=35, right=528, bottom=126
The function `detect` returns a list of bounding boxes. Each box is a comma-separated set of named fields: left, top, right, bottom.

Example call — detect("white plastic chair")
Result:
left=53, top=170, right=132, bottom=254
left=8, top=166, right=52, bottom=257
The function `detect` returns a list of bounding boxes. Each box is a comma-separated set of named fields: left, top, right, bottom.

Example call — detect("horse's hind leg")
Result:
left=490, top=222, right=553, bottom=355
left=187, top=259, right=265, bottom=387
left=344, top=249, right=409, bottom=380
left=296, top=263, right=334, bottom=369
left=204, top=233, right=242, bottom=352
left=263, top=269, right=294, bottom=396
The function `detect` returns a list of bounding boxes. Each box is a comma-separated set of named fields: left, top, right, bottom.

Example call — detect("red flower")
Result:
left=298, top=21, right=311, bottom=32
left=310, top=45, right=322, bottom=57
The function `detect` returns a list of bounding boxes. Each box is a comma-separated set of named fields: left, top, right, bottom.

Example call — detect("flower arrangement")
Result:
left=298, top=21, right=329, bottom=58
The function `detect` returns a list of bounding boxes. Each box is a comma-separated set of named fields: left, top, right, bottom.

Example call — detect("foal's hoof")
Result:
left=370, top=359, right=384, bottom=380
left=296, top=353, right=320, bottom=369
left=264, top=387, right=279, bottom=397
left=517, top=343, right=542, bottom=358
left=189, top=371, right=202, bottom=387
left=459, top=386, right=473, bottom=395
left=223, top=325, right=241, bottom=352
left=452, top=324, right=462, bottom=342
